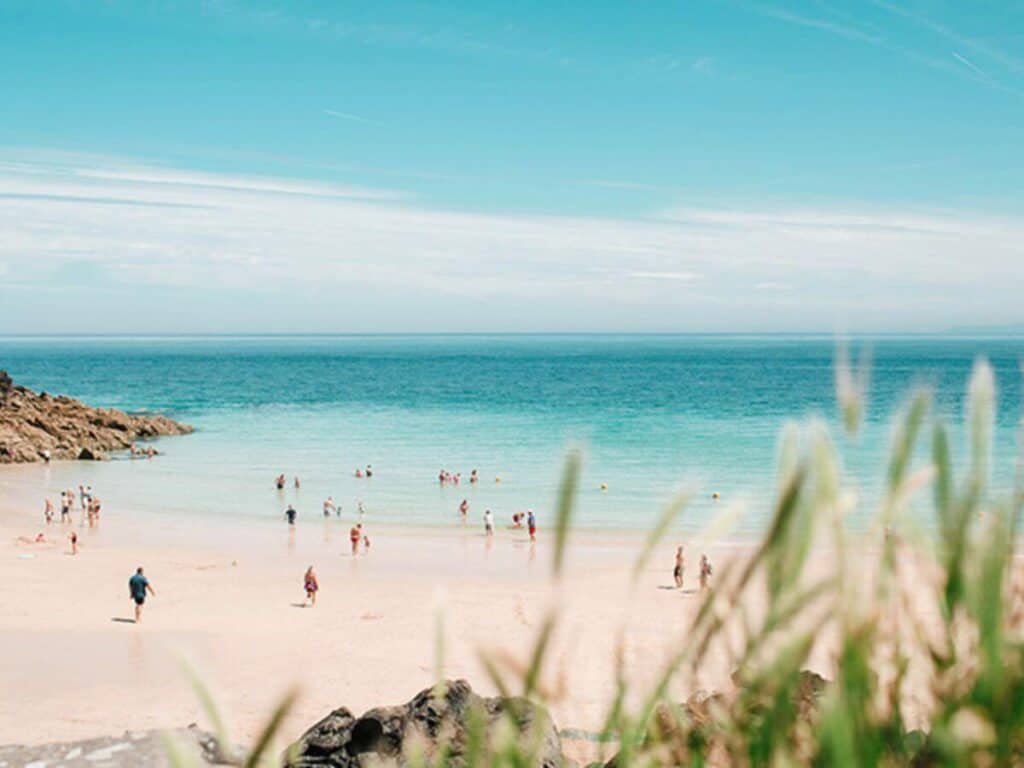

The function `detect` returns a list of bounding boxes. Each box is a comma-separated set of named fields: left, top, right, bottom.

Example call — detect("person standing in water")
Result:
left=44, top=498, right=54, bottom=525
left=527, top=510, right=537, bottom=542
left=323, top=496, right=336, bottom=517
left=285, top=505, right=297, bottom=526
left=128, top=567, right=155, bottom=624
left=459, top=499, right=469, bottom=518
left=349, top=523, right=362, bottom=555
left=483, top=509, right=494, bottom=538
left=304, top=566, right=319, bottom=606
left=674, top=546, right=685, bottom=589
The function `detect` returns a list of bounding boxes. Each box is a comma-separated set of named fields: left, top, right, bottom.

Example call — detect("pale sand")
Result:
left=0, top=481, right=828, bottom=761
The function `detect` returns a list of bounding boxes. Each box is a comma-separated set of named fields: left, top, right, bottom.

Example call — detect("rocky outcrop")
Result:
left=284, top=679, right=567, bottom=767
left=0, top=370, right=193, bottom=463
left=0, top=725, right=225, bottom=766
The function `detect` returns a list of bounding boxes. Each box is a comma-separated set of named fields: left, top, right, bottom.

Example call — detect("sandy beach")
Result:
left=0, top=467, right=776, bottom=762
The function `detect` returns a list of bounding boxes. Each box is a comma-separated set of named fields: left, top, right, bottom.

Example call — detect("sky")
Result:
left=1, top=0, right=1023, bottom=334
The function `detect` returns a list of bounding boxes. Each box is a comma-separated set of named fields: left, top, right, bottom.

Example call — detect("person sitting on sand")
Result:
left=700, top=554, right=713, bottom=591
left=349, top=523, right=362, bottom=555
left=285, top=505, right=297, bottom=526
left=304, top=566, right=319, bottom=606
left=129, top=567, right=155, bottom=624
left=674, top=546, right=685, bottom=589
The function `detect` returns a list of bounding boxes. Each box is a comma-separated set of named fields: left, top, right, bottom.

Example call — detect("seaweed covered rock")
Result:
left=284, top=679, right=566, bottom=767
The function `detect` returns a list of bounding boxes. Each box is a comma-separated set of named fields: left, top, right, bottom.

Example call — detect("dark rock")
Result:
left=0, top=369, right=192, bottom=464
left=284, top=679, right=567, bottom=768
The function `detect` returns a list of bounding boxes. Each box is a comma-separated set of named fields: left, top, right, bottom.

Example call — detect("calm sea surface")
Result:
left=0, top=335, right=1020, bottom=534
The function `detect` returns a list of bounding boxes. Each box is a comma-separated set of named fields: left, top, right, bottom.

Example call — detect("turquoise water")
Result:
left=0, top=335, right=1020, bottom=534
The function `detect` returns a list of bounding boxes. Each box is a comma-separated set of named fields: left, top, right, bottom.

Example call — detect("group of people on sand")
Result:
left=37, top=485, right=101, bottom=554
left=674, top=546, right=713, bottom=591
left=438, top=468, right=479, bottom=485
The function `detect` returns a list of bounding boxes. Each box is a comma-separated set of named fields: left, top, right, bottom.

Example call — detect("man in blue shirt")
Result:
left=128, top=567, right=155, bottom=624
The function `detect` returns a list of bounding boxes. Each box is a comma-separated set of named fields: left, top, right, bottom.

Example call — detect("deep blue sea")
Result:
left=0, top=335, right=1020, bottom=534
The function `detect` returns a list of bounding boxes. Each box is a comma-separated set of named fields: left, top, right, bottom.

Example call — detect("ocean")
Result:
left=0, top=335, right=1020, bottom=535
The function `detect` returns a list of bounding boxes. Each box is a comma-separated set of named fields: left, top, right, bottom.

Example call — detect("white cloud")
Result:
left=0, top=153, right=1022, bottom=332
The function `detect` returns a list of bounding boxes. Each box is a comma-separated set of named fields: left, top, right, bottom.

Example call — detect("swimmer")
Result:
left=674, top=546, right=685, bottom=589
left=712, top=492, right=721, bottom=501
left=275, top=474, right=286, bottom=490
left=459, top=499, right=469, bottom=517
left=527, top=510, right=537, bottom=542
left=285, top=505, right=297, bottom=525
left=304, top=566, right=319, bottom=606
left=355, top=468, right=364, bottom=478
left=365, top=465, right=373, bottom=478
left=470, top=469, right=478, bottom=484
left=483, top=509, right=494, bottom=537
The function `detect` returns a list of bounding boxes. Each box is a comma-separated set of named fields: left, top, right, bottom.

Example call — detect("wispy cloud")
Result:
left=323, top=109, right=378, bottom=125
left=1, top=152, right=1023, bottom=332
left=952, top=51, right=988, bottom=79
left=749, top=2, right=1024, bottom=96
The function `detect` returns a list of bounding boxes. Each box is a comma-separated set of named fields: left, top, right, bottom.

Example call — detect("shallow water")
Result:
left=0, top=334, right=1020, bottom=534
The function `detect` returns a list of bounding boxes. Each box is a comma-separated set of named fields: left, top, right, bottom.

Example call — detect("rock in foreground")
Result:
left=284, top=679, right=567, bottom=767
left=0, top=726, right=223, bottom=767
left=0, top=369, right=193, bottom=463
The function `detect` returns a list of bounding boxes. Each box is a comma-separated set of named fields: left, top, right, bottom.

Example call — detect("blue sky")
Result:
left=1, top=0, right=1023, bottom=332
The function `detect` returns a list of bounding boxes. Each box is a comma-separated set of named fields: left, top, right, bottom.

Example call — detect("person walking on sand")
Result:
left=44, top=498, right=54, bottom=525
left=483, top=509, right=494, bottom=538
left=285, top=504, right=297, bottom=526
left=700, top=554, right=713, bottom=591
left=304, top=566, right=319, bottom=606
left=674, top=546, right=685, bottom=589
left=527, top=510, right=537, bottom=542
left=349, top=523, right=362, bottom=555
left=128, top=567, right=154, bottom=624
